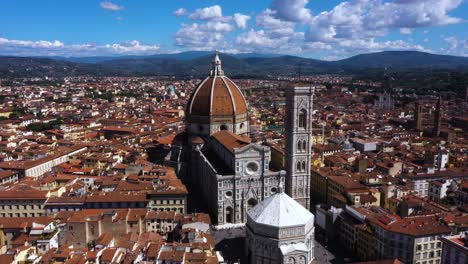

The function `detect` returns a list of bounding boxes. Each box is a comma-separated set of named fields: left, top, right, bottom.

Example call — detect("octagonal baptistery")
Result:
left=246, top=188, right=315, bottom=264
left=186, top=51, right=248, bottom=138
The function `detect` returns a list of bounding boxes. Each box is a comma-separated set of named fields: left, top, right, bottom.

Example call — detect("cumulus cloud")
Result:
left=233, top=13, right=251, bottom=29
left=0, top=37, right=160, bottom=57
left=299, top=0, right=463, bottom=57
left=174, top=22, right=234, bottom=49
left=235, top=29, right=312, bottom=54
left=189, top=5, right=223, bottom=20
left=306, top=0, right=463, bottom=43
left=173, top=8, right=187, bottom=17
left=174, top=5, right=252, bottom=50
left=270, top=0, right=312, bottom=23
left=256, top=9, right=295, bottom=31
left=100, top=1, right=124, bottom=11
left=235, top=30, right=277, bottom=49
left=442, top=36, right=468, bottom=56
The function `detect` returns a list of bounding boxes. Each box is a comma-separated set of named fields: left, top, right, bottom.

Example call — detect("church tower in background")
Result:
left=285, top=85, right=314, bottom=210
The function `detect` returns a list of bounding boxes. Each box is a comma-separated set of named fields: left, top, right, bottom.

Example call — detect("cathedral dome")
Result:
left=187, top=52, right=247, bottom=118
left=187, top=76, right=247, bottom=117
left=185, top=51, right=249, bottom=138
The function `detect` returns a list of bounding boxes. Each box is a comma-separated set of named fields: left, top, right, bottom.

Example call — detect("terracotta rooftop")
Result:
left=211, top=130, right=251, bottom=153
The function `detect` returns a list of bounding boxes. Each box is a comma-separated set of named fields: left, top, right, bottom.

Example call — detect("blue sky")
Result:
left=0, top=0, right=466, bottom=59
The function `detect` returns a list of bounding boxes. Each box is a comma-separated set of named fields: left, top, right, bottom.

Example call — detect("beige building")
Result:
left=0, top=190, right=48, bottom=218
left=0, top=145, right=87, bottom=179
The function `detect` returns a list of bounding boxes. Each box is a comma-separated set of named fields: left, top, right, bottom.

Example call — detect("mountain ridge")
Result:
left=1, top=51, right=467, bottom=78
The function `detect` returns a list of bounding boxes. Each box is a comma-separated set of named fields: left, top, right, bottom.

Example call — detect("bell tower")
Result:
left=285, top=85, right=314, bottom=210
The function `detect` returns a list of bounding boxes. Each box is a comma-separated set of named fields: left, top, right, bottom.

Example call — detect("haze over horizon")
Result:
left=0, top=0, right=467, bottom=60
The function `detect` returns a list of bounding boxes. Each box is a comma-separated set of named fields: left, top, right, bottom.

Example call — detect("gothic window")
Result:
left=302, top=140, right=307, bottom=152
left=298, top=109, right=307, bottom=129
left=297, top=140, right=302, bottom=152
left=296, top=161, right=301, bottom=172
left=225, top=207, right=233, bottom=223
left=287, top=257, right=296, bottom=264
left=302, top=161, right=306, bottom=171
left=240, top=123, right=245, bottom=129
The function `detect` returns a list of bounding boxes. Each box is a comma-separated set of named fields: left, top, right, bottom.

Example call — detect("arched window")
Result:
left=296, top=161, right=301, bottom=172
left=220, top=124, right=228, bottom=130
left=302, top=161, right=306, bottom=172
left=225, top=207, right=233, bottom=223
left=298, top=256, right=306, bottom=264
left=302, top=140, right=307, bottom=152
left=297, top=140, right=302, bottom=152
left=240, top=123, right=245, bottom=129
left=298, top=109, right=307, bottom=129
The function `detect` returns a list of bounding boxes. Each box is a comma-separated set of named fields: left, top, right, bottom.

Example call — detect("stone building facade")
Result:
left=192, top=130, right=285, bottom=224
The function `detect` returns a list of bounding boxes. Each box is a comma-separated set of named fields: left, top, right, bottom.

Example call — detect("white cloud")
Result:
left=173, top=8, right=187, bottom=17
left=400, top=28, right=412, bottom=35
left=303, top=41, right=332, bottom=50
left=235, top=30, right=277, bottom=49
left=100, top=1, right=124, bottom=11
left=446, top=36, right=458, bottom=48
left=189, top=5, right=223, bottom=20
left=442, top=36, right=468, bottom=56
left=233, top=13, right=251, bottom=29
left=365, top=0, right=463, bottom=28
left=104, top=40, right=160, bottom=54
left=0, top=38, right=64, bottom=49
left=175, top=22, right=233, bottom=49
left=337, top=38, right=429, bottom=53
left=175, top=5, right=252, bottom=50
left=234, top=29, right=318, bottom=54
left=256, top=9, right=295, bottom=30
left=270, top=0, right=312, bottom=23
left=0, top=37, right=160, bottom=57
left=306, top=0, right=463, bottom=43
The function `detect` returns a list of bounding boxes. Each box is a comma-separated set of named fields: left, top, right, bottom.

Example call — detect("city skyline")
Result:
left=0, top=0, right=467, bottom=59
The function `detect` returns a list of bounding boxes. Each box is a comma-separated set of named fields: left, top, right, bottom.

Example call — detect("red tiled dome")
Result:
left=187, top=75, right=247, bottom=117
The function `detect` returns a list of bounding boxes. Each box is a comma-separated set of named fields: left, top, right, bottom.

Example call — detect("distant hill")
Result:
left=335, top=51, right=468, bottom=69
left=43, top=51, right=283, bottom=64
left=1, top=51, right=467, bottom=78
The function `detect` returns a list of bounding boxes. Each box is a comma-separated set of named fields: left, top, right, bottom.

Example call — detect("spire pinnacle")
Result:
left=278, top=182, right=284, bottom=193
left=211, top=49, right=224, bottom=76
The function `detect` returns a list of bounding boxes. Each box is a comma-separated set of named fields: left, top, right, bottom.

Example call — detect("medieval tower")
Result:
left=285, top=85, right=314, bottom=210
